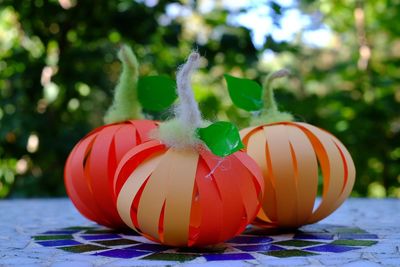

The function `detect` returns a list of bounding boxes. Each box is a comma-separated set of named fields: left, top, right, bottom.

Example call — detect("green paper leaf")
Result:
left=196, top=121, right=244, bottom=157
left=224, top=74, right=263, bottom=111
left=137, top=76, right=177, bottom=112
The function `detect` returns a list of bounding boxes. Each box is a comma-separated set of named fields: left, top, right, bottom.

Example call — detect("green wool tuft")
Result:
left=104, top=44, right=142, bottom=124
left=251, top=110, right=294, bottom=125
left=154, top=118, right=209, bottom=149
left=251, top=68, right=294, bottom=125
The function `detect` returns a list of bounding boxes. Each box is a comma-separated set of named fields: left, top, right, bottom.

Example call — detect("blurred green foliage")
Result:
left=0, top=0, right=399, bottom=198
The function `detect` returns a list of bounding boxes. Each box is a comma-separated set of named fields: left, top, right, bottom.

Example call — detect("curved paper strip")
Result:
left=88, top=124, right=123, bottom=226
left=245, top=128, right=276, bottom=223
left=201, top=152, right=245, bottom=241
left=190, top=157, right=223, bottom=246
left=114, top=140, right=165, bottom=196
left=264, top=124, right=298, bottom=227
left=64, top=137, right=100, bottom=223
left=136, top=150, right=174, bottom=241
left=64, top=120, right=158, bottom=228
left=240, top=126, right=259, bottom=145
left=65, top=134, right=111, bottom=226
left=241, top=121, right=356, bottom=228
left=229, top=154, right=260, bottom=224
left=233, top=151, right=264, bottom=208
left=287, top=125, right=318, bottom=225
left=114, top=143, right=263, bottom=246
left=295, top=123, right=344, bottom=222
left=331, top=137, right=356, bottom=211
left=129, top=120, right=158, bottom=143
left=233, top=151, right=264, bottom=191
left=113, top=124, right=137, bottom=163
left=163, top=149, right=199, bottom=246
left=117, top=152, right=165, bottom=231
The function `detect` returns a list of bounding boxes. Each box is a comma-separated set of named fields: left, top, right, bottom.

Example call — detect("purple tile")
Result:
left=227, top=236, right=273, bottom=244
left=37, top=240, right=81, bottom=247
left=338, top=233, right=379, bottom=240
left=127, top=243, right=169, bottom=252
left=204, top=253, right=255, bottom=261
left=95, top=249, right=149, bottom=258
left=294, top=233, right=334, bottom=240
left=42, top=230, right=79, bottom=234
left=305, top=244, right=359, bottom=253
left=234, top=244, right=284, bottom=252
left=81, top=234, right=121, bottom=240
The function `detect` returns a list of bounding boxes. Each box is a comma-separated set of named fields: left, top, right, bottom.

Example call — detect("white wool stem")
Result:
left=176, top=52, right=202, bottom=129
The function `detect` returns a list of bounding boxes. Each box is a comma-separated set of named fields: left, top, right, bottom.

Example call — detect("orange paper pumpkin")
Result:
left=64, top=120, right=157, bottom=228
left=240, top=121, right=355, bottom=228
left=114, top=140, right=264, bottom=247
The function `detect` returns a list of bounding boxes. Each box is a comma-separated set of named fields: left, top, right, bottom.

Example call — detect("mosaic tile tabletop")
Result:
left=1, top=198, right=400, bottom=266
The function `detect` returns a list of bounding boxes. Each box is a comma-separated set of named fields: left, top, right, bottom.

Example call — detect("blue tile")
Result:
left=126, top=243, right=169, bottom=252
left=234, top=244, right=284, bottom=252
left=305, top=244, right=359, bottom=253
left=81, top=234, right=121, bottom=240
left=227, top=236, right=273, bottom=244
left=204, top=253, right=255, bottom=261
left=95, top=249, right=149, bottom=258
left=294, top=233, right=334, bottom=240
left=37, top=239, right=81, bottom=247
left=338, top=233, right=379, bottom=240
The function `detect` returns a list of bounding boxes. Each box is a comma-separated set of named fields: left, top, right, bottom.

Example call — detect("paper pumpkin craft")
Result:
left=65, top=119, right=157, bottom=228
left=114, top=52, right=264, bottom=246
left=226, top=70, right=355, bottom=228
left=64, top=45, right=176, bottom=228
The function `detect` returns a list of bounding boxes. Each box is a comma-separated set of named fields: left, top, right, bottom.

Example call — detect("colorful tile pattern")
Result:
left=233, top=244, right=284, bottom=252
left=60, top=244, right=106, bottom=253
left=95, top=249, right=149, bottom=258
left=263, top=249, right=318, bottom=258
left=33, top=224, right=378, bottom=263
left=36, top=239, right=81, bottom=247
left=305, top=244, right=359, bottom=253
left=81, top=234, right=121, bottom=240
left=204, top=253, right=255, bottom=261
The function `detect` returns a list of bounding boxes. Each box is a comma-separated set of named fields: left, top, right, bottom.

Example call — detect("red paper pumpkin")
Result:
left=64, top=120, right=157, bottom=228
left=240, top=121, right=355, bottom=228
left=114, top=140, right=264, bottom=246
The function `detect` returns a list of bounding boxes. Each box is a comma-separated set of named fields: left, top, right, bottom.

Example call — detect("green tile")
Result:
left=331, top=240, right=377, bottom=246
left=263, top=249, right=318, bottom=258
left=94, top=239, right=139, bottom=246
left=63, top=226, right=95, bottom=230
left=60, top=244, right=106, bottom=253
left=84, top=229, right=116, bottom=234
left=33, top=235, right=73, bottom=241
left=273, top=240, right=322, bottom=247
left=177, top=245, right=226, bottom=254
left=142, top=252, right=198, bottom=262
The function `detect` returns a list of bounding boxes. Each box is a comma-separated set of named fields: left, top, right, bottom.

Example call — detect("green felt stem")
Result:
left=104, top=44, right=142, bottom=124
left=251, top=69, right=294, bottom=125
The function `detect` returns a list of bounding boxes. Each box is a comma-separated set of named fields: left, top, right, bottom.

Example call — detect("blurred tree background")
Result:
left=0, top=0, right=399, bottom=198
